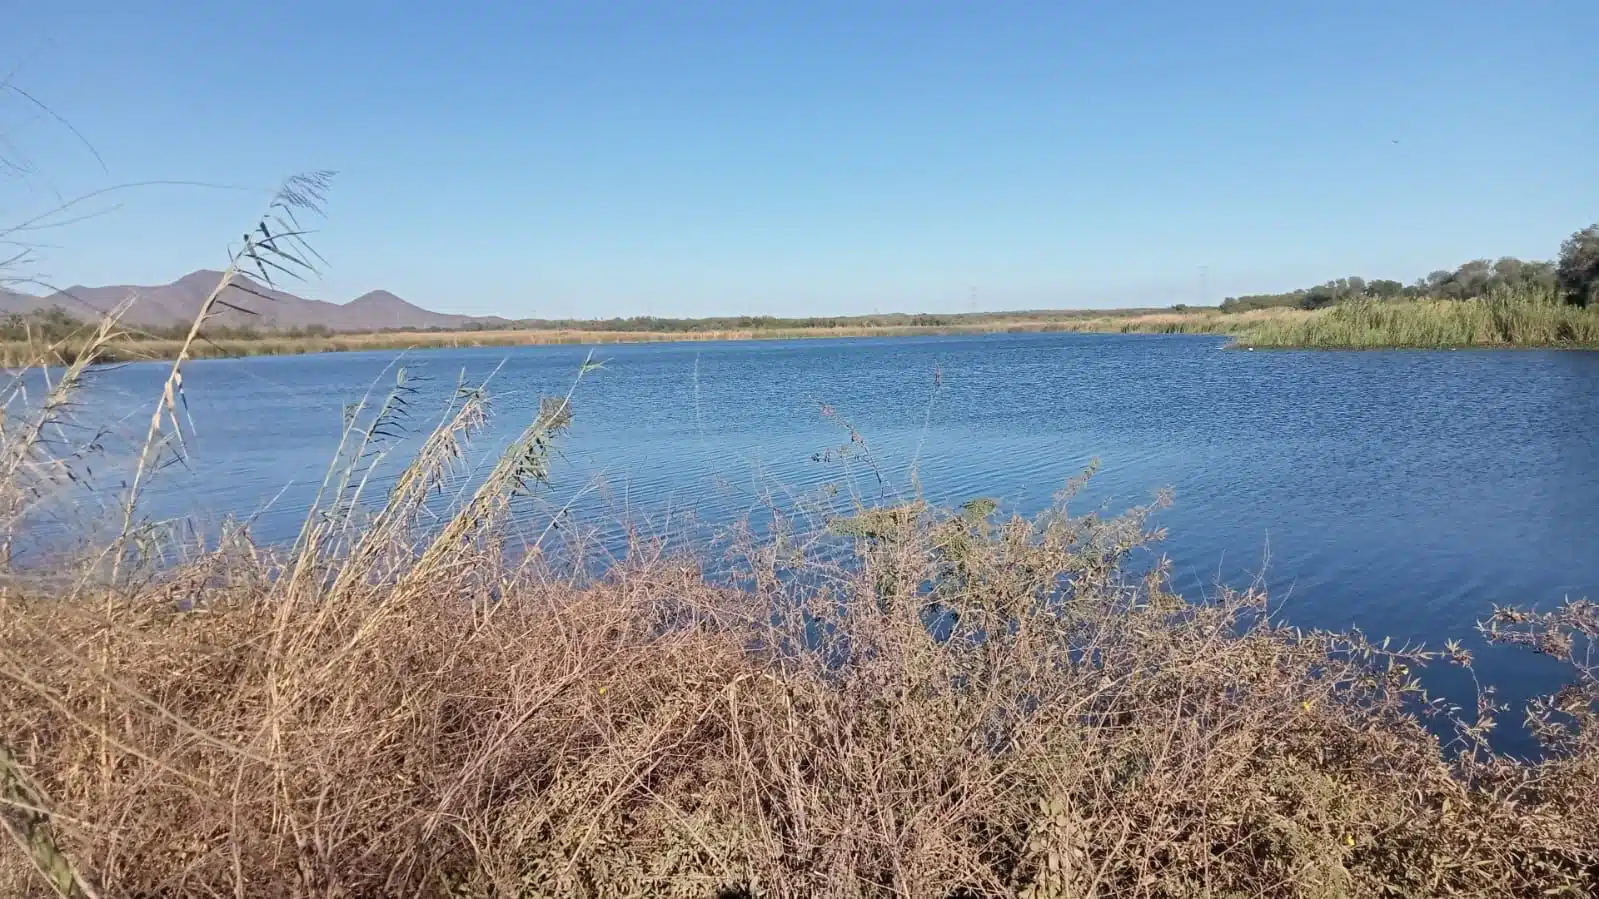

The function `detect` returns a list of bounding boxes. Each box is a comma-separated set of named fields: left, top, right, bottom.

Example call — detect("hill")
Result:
left=0, top=270, right=508, bottom=332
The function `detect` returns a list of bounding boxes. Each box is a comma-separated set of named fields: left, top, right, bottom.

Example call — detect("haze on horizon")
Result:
left=2, top=1, right=1594, bottom=320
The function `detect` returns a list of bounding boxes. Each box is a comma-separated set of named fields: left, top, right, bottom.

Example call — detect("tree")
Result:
left=1492, top=256, right=1524, bottom=286
left=1523, top=260, right=1558, bottom=292
left=1303, top=282, right=1337, bottom=309
left=1367, top=279, right=1405, bottom=299
left=1557, top=224, right=1599, bottom=307
left=1456, top=259, right=1493, bottom=292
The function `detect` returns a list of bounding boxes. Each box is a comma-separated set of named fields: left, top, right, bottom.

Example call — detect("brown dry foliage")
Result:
left=0, top=461, right=1596, bottom=896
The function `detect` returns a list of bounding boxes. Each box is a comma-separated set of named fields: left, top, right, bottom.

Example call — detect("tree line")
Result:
left=1221, top=223, right=1599, bottom=313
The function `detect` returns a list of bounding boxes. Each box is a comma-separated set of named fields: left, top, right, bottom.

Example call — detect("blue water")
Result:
left=31, top=333, right=1599, bottom=752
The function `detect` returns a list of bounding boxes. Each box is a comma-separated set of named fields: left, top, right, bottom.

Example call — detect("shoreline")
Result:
left=5, top=300, right=1598, bottom=365
left=6, top=312, right=1255, bottom=365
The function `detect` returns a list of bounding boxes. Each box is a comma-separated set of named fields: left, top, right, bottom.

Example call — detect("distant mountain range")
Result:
left=0, top=270, right=510, bottom=332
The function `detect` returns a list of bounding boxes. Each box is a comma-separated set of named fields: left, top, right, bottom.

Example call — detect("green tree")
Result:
left=1303, top=283, right=1337, bottom=309
left=1556, top=224, right=1599, bottom=307
left=1451, top=259, right=1493, bottom=298
left=1366, top=279, right=1405, bottom=299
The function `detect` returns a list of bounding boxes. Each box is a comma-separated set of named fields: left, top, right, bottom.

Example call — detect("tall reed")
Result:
left=1235, top=288, right=1599, bottom=349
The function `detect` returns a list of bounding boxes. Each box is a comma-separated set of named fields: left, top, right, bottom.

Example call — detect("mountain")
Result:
left=0, top=271, right=510, bottom=332
left=341, top=290, right=473, bottom=331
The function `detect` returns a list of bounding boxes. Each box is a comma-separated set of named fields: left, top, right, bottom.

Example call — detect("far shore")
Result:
left=5, top=297, right=1598, bottom=367
left=3, top=311, right=1256, bottom=365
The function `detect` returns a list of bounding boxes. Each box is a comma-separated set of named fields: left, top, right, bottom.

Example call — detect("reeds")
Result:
left=1235, top=289, right=1599, bottom=349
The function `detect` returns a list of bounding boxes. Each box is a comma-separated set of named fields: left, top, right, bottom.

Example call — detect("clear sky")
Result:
left=2, top=1, right=1594, bottom=318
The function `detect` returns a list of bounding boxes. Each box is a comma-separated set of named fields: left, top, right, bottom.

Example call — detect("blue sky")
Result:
left=2, top=1, right=1594, bottom=318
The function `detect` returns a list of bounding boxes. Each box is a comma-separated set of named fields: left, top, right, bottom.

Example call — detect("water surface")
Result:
left=42, top=333, right=1599, bottom=751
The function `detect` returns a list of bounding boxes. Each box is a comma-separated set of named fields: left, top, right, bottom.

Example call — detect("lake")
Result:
left=34, top=332, right=1599, bottom=752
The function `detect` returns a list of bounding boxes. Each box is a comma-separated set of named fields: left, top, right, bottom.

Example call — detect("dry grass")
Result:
left=1, top=354, right=1596, bottom=897
left=0, top=312, right=1261, bottom=367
